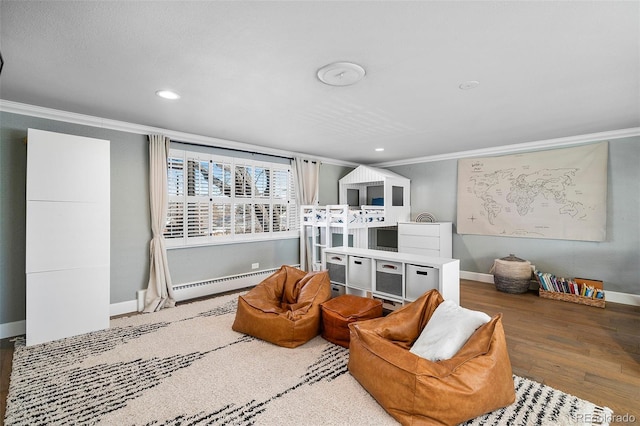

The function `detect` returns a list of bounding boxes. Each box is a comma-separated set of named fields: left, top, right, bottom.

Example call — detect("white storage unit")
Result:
left=323, top=247, right=459, bottom=308
left=397, top=222, right=452, bottom=258
left=26, top=129, right=110, bottom=346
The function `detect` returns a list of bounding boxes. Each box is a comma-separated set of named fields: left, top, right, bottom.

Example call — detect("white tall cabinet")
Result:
left=26, top=129, right=110, bottom=346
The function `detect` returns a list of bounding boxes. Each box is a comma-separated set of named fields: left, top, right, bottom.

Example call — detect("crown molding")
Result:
left=0, top=99, right=358, bottom=168
left=372, top=127, right=640, bottom=168
left=5, top=99, right=633, bottom=169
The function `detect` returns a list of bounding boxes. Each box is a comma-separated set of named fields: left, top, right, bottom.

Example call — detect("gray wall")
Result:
left=318, top=163, right=353, bottom=205
left=2, top=110, right=637, bottom=328
left=0, top=111, right=302, bottom=325
left=389, top=137, right=640, bottom=295
left=1, top=111, right=151, bottom=324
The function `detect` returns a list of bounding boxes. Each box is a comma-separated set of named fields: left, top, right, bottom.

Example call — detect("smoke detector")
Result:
left=317, top=62, right=366, bottom=86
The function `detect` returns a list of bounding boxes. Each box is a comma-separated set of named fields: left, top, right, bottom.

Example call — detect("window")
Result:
left=165, top=148, right=297, bottom=247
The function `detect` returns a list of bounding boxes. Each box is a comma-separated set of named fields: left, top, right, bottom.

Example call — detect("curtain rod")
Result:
left=172, top=139, right=294, bottom=161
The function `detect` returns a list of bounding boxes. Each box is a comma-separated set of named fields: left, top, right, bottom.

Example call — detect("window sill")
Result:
left=165, top=231, right=300, bottom=250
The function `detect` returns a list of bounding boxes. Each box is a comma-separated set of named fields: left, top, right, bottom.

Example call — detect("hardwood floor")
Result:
left=459, top=280, right=640, bottom=425
left=1, top=280, right=638, bottom=425
left=0, top=337, right=12, bottom=426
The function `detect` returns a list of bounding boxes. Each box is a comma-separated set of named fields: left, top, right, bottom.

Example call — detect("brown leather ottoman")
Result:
left=321, top=295, right=383, bottom=348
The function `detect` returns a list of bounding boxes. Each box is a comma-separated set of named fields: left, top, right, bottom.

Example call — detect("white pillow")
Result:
left=409, top=300, right=491, bottom=362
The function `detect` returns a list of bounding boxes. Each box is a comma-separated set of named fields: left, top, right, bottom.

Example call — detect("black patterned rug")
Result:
left=5, top=293, right=612, bottom=425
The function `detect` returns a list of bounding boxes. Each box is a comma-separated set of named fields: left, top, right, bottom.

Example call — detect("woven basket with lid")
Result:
left=490, top=254, right=532, bottom=294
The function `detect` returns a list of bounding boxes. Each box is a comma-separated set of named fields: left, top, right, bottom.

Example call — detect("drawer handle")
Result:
left=382, top=264, right=398, bottom=270
left=354, top=260, right=362, bottom=265
left=416, top=271, right=429, bottom=276
left=330, top=256, right=342, bottom=261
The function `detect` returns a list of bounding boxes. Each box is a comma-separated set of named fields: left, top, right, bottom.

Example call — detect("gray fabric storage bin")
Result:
left=375, top=260, right=402, bottom=297
left=330, top=283, right=346, bottom=298
left=326, top=254, right=346, bottom=284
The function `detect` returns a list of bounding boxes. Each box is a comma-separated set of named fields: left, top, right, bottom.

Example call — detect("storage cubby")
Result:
left=375, top=260, right=402, bottom=297
left=326, top=254, right=346, bottom=284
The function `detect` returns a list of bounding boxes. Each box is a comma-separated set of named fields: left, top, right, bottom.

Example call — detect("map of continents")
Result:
left=457, top=142, right=608, bottom=242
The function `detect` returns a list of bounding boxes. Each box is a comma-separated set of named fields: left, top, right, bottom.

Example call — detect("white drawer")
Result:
left=399, top=247, right=441, bottom=257
left=398, top=223, right=440, bottom=237
left=399, top=235, right=440, bottom=250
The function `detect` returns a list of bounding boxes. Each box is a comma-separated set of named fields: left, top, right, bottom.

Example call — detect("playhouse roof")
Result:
left=339, top=165, right=410, bottom=185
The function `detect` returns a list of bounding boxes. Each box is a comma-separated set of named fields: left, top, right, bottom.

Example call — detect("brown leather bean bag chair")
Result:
left=232, top=265, right=331, bottom=348
left=348, top=290, right=516, bottom=426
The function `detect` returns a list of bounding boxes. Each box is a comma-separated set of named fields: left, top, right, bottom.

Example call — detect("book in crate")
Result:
left=534, top=271, right=605, bottom=308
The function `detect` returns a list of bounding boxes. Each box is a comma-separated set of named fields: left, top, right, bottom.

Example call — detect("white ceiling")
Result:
left=1, top=1, right=638, bottom=164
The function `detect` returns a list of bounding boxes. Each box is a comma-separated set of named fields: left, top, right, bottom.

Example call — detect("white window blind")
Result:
left=168, top=156, right=184, bottom=196
left=165, top=148, right=297, bottom=247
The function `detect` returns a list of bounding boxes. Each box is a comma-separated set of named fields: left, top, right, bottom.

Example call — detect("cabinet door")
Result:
left=26, top=267, right=110, bottom=345
left=26, top=129, right=110, bottom=203
left=26, top=201, right=109, bottom=273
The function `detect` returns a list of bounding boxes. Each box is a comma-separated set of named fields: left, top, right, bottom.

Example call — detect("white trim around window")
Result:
left=164, top=148, right=298, bottom=248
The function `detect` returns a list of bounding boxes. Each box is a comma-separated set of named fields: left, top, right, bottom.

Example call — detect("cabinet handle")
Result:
left=354, top=260, right=362, bottom=265
left=416, top=271, right=429, bottom=276
left=381, top=264, right=398, bottom=270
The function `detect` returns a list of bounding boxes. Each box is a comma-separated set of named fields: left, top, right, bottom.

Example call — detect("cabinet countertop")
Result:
left=397, top=221, right=452, bottom=225
left=324, top=246, right=458, bottom=268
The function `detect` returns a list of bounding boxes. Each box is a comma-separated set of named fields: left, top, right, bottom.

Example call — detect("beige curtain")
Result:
left=143, top=134, right=176, bottom=312
left=294, top=158, right=320, bottom=205
left=293, top=158, right=320, bottom=271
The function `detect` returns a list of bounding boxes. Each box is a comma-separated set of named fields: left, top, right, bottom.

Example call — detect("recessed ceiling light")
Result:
left=459, top=81, right=480, bottom=90
left=156, top=90, right=181, bottom=100
left=375, top=148, right=384, bottom=152
left=317, top=62, right=366, bottom=86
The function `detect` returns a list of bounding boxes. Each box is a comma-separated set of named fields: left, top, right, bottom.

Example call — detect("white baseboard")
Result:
left=605, top=291, right=640, bottom=306
left=0, top=300, right=139, bottom=339
left=126, top=281, right=640, bottom=309
left=3, top=274, right=638, bottom=338
left=0, top=320, right=26, bottom=340
left=460, top=270, right=494, bottom=284
left=460, top=270, right=640, bottom=306
left=110, top=300, right=138, bottom=317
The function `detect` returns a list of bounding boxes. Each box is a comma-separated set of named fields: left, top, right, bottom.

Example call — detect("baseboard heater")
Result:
left=136, top=265, right=301, bottom=311
left=175, top=267, right=295, bottom=302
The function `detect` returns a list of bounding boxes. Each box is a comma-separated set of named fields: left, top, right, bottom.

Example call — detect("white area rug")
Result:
left=5, top=292, right=612, bottom=425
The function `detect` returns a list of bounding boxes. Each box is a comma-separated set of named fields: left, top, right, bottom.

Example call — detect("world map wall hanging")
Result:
left=456, top=142, right=608, bottom=242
